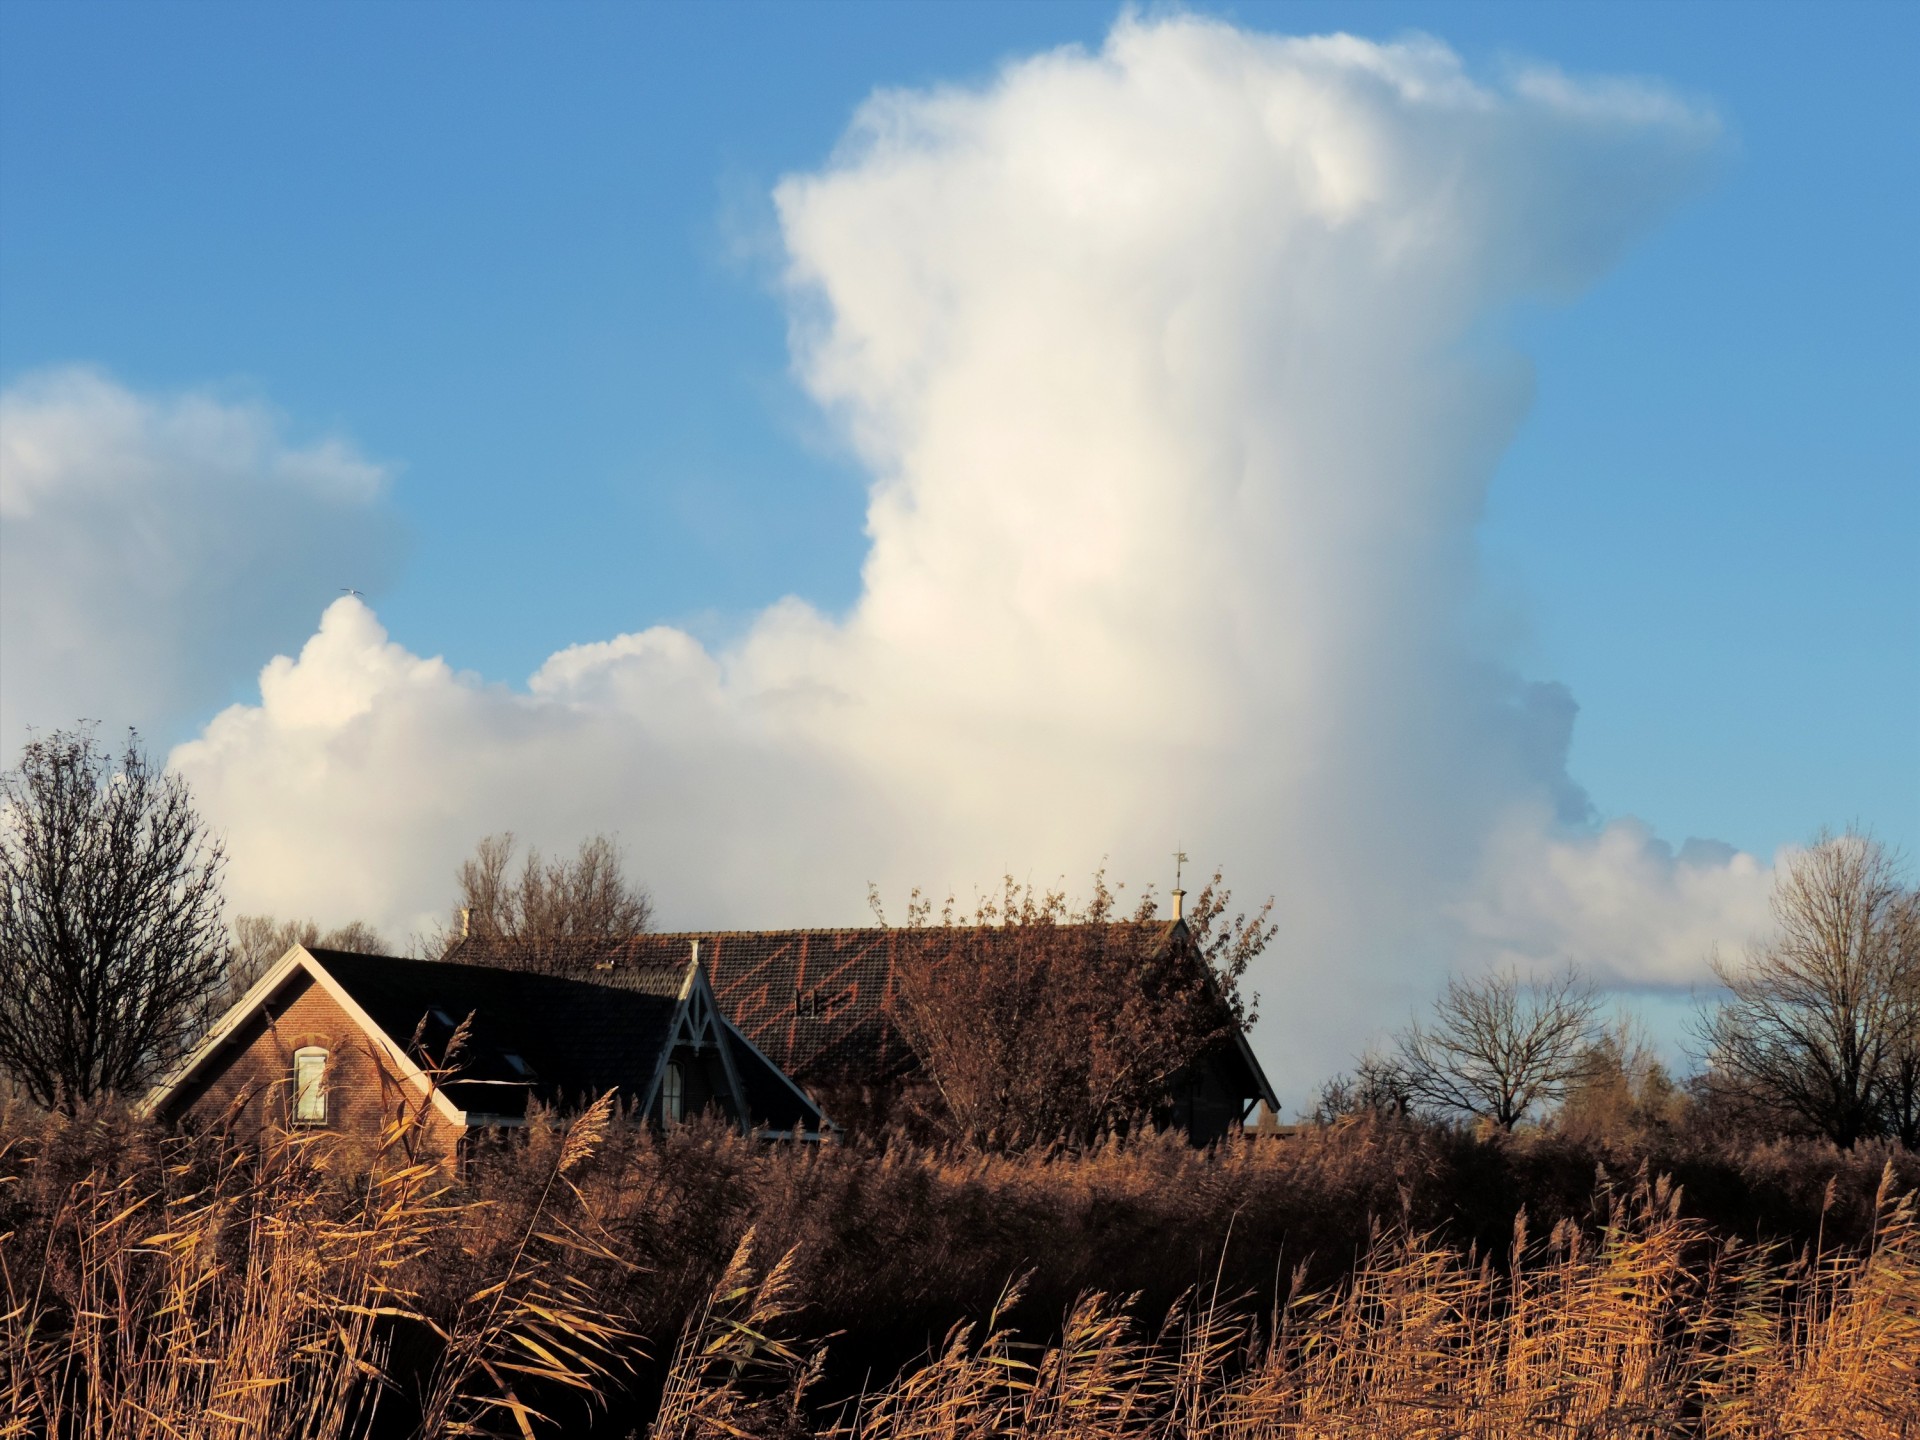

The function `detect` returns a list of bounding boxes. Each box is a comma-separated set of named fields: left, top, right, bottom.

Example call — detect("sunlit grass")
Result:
left=4, top=1108, right=1916, bottom=1438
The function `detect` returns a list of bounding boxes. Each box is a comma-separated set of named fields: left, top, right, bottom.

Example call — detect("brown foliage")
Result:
left=0, top=1089, right=640, bottom=1437
left=1555, top=1018, right=1689, bottom=1146
left=882, top=871, right=1267, bottom=1150
left=649, top=1168, right=1920, bottom=1440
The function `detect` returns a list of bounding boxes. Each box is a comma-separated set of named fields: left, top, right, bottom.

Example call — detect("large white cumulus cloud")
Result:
left=158, top=17, right=1774, bottom=1090
left=0, top=367, right=404, bottom=757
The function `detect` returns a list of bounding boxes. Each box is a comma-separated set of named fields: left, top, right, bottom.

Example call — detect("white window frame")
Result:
left=293, top=1046, right=329, bottom=1125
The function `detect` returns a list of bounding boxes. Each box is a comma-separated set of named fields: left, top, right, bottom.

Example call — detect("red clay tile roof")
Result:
left=448, top=922, right=1191, bottom=1093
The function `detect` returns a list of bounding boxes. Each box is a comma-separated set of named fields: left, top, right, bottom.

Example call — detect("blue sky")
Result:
left=5, top=1, right=1912, bottom=861
left=1, top=2, right=1915, bottom=1077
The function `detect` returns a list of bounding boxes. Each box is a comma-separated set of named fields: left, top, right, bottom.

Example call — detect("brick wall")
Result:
left=163, top=969, right=464, bottom=1156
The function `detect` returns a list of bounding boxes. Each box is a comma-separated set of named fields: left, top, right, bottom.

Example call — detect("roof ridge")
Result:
left=313, top=948, right=684, bottom=991
left=449, top=928, right=889, bottom=948
left=452, top=920, right=1177, bottom=944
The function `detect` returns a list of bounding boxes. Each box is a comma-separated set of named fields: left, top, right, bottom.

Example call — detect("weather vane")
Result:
left=1173, top=846, right=1188, bottom=890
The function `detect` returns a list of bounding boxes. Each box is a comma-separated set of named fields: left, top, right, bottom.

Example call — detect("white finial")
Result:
left=1172, top=847, right=1188, bottom=922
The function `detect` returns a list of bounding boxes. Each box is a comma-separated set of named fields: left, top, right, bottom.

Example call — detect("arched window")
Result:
left=293, top=1047, right=328, bottom=1124
left=661, top=1062, right=685, bottom=1125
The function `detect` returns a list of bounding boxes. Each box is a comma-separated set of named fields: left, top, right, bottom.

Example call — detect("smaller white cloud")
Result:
left=0, top=367, right=405, bottom=757
left=1451, top=806, right=1777, bottom=988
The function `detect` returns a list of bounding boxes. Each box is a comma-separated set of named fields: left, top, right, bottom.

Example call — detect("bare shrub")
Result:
left=884, top=870, right=1266, bottom=1150
left=1311, top=1051, right=1414, bottom=1125
left=1555, top=1017, right=1688, bottom=1145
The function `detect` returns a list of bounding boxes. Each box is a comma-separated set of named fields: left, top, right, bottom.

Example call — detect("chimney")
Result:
left=1171, top=888, right=1185, bottom=922
left=460, top=906, right=471, bottom=939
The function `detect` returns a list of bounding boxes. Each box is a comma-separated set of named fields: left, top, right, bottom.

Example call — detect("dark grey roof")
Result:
left=451, top=930, right=924, bottom=1090
left=445, top=920, right=1272, bottom=1113
left=309, top=949, right=681, bottom=1119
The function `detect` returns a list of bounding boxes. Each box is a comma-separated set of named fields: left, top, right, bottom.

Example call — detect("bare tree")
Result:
left=223, top=914, right=387, bottom=1006
left=0, top=730, right=230, bottom=1109
left=1395, top=968, right=1600, bottom=1130
left=1310, top=1050, right=1414, bottom=1126
left=1701, top=833, right=1917, bottom=1148
left=1884, top=887, right=1920, bottom=1147
left=440, top=832, right=653, bottom=972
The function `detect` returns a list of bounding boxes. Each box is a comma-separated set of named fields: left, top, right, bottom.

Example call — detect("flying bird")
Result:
left=340, top=587, right=364, bottom=598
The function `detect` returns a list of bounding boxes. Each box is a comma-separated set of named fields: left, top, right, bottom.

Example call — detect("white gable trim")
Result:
left=638, top=955, right=751, bottom=1135
left=140, top=945, right=468, bottom=1130
left=717, top=1015, right=831, bottom=1137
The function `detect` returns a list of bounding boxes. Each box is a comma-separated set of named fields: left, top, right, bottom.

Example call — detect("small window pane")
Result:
left=662, top=1062, right=684, bottom=1125
left=294, top=1049, right=327, bottom=1124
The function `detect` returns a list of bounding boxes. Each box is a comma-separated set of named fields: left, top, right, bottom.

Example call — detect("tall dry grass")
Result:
left=657, top=1172, right=1919, bottom=1440
left=0, top=1087, right=639, bottom=1439
left=4, top=1105, right=1916, bottom=1438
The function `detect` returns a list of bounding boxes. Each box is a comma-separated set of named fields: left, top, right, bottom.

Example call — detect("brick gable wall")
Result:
left=162, top=971, right=463, bottom=1156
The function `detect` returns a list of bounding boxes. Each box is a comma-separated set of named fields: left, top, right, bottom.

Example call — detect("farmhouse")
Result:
left=449, top=900, right=1277, bottom=1142
left=142, top=944, right=827, bottom=1152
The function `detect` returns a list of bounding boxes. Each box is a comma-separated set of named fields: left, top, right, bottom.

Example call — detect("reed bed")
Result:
left=660, top=1173, right=1920, bottom=1440
left=1, top=1092, right=638, bottom=1439
left=2, top=1106, right=1916, bottom=1439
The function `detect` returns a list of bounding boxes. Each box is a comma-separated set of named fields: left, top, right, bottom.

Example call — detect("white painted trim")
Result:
left=636, top=958, right=699, bottom=1123
left=637, top=955, right=763, bottom=1137
left=694, top=962, right=751, bottom=1133
left=718, top=1013, right=832, bottom=1136
left=139, top=946, right=311, bottom=1118
left=140, top=945, right=469, bottom=1130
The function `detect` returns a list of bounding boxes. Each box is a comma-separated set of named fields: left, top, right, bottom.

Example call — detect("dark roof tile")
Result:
left=449, top=923, right=1195, bottom=1094
left=308, top=948, right=682, bottom=1117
